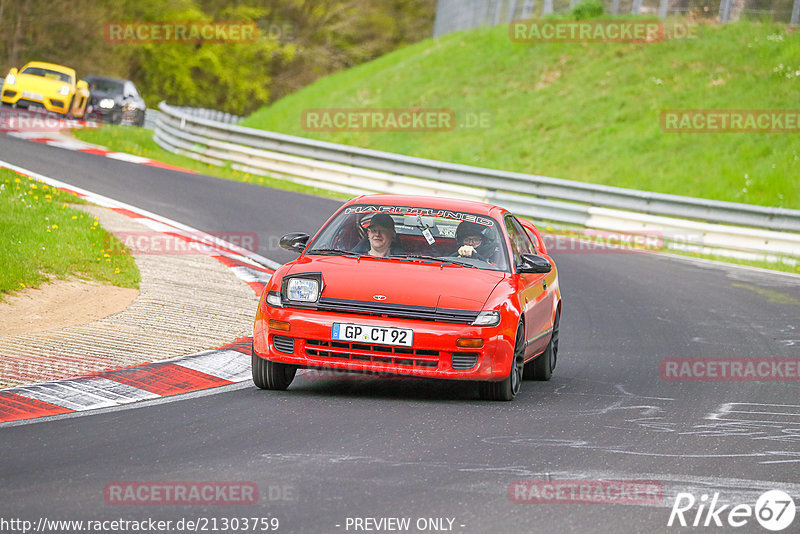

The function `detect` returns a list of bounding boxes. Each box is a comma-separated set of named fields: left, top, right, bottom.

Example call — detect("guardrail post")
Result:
left=792, top=0, right=800, bottom=26
left=658, top=0, right=669, bottom=18
left=543, top=0, right=553, bottom=15
left=611, top=0, right=620, bottom=14
left=631, top=0, right=642, bottom=14
left=719, top=0, right=731, bottom=23
left=521, top=0, right=536, bottom=17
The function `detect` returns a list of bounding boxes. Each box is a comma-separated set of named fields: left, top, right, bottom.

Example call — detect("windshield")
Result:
left=308, top=204, right=510, bottom=272
left=87, top=78, right=123, bottom=93
left=21, top=67, right=72, bottom=84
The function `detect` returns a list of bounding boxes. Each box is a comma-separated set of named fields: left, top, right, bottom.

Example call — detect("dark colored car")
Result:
left=84, top=75, right=146, bottom=126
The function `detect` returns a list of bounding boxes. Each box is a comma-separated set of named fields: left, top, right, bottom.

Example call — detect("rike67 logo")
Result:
left=668, top=490, right=796, bottom=531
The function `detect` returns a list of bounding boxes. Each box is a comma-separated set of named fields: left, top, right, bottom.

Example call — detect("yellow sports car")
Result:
left=1, top=61, right=90, bottom=118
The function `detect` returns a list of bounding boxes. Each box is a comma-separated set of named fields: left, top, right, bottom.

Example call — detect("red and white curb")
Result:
left=2, top=128, right=194, bottom=173
left=0, top=338, right=254, bottom=423
left=0, top=160, right=281, bottom=424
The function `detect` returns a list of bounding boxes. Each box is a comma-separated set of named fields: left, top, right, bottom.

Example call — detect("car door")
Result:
left=505, top=215, right=550, bottom=359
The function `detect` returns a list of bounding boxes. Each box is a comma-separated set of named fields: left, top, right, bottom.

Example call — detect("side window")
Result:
left=505, top=216, right=536, bottom=268
left=523, top=227, right=540, bottom=251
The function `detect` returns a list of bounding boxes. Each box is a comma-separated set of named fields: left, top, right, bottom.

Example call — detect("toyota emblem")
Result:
left=373, top=294, right=387, bottom=301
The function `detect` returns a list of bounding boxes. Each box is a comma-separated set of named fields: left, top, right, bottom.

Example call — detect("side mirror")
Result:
left=8, top=68, right=18, bottom=76
left=77, top=80, right=88, bottom=90
left=280, top=232, right=310, bottom=253
left=517, top=253, right=551, bottom=274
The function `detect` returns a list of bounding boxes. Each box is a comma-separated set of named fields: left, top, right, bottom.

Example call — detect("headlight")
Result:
left=286, top=278, right=319, bottom=302
left=5, top=74, right=15, bottom=85
left=265, top=290, right=282, bottom=308
left=471, top=310, right=501, bottom=327
left=99, top=98, right=115, bottom=109
left=58, top=85, right=70, bottom=96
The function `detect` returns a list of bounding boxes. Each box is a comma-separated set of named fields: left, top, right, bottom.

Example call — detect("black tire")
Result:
left=526, top=310, right=559, bottom=381
left=252, top=346, right=296, bottom=390
left=479, top=322, right=524, bottom=401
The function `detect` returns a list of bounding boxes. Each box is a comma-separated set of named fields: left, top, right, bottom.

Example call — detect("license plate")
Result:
left=22, top=91, right=44, bottom=100
left=331, top=322, right=413, bottom=347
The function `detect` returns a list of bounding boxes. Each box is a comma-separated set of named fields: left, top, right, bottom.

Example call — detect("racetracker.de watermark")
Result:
left=104, top=21, right=258, bottom=44
left=660, top=110, right=800, bottom=133
left=509, top=480, right=663, bottom=505
left=104, top=482, right=265, bottom=505
left=300, top=108, right=493, bottom=132
left=660, top=358, right=800, bottom=381
left=542, top=231, right=663, bottom=254
left=0, top=110, right=100, bottom=133
left=509, top=19, right=698, bottom=43
left=106, top=231, right=258, bottom=255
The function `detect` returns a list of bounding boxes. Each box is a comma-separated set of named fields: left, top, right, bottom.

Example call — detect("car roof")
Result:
left=84, top=74, right=129, bottom=84
left=22, top=61, right=76, bottom=76
left=345, top=194, right=508, bottom=218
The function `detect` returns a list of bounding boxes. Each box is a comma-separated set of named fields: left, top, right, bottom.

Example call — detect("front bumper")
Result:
left=1, top=90, right=69, bottom=115
left=253, top=305, right=515, bottom=381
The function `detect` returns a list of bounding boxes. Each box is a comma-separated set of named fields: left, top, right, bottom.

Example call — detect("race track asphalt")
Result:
left=1, top=134, right=798, bottom=534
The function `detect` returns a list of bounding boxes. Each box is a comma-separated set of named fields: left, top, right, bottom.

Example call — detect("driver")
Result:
left=367, top=213, right=402, bottom=258
left=453, top=221, right=496, bottom=262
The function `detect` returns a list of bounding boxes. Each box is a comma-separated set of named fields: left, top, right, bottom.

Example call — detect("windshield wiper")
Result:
left=307, top=248, right=361, bottom=256
left=398, top=254, right=477, bottom=268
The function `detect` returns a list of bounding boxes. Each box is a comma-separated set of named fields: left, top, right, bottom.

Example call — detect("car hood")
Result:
left=286, top=255, right=506, bottom=310
left=15, top=74, right=71, bottom=94
left=89, top=89, right=120, bottom=99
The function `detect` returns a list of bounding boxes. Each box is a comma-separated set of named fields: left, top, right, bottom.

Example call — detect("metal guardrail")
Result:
left=153, top=102, right=800, bottom=259
left=145, top=107, right=240, bottom=130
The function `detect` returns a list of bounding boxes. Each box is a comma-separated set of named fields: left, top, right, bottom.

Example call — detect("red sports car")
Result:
left=252, top=194, right=561, bottom=400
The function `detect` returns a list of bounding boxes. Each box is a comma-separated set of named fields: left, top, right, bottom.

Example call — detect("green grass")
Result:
left=0, top=168, right=140, bottom=300
left=71, top=125, right=351, bottom=200
left=238, top=19, right=800, bottom=210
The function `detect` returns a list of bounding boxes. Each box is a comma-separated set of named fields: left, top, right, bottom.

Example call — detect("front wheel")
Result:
left=479, top=322, right=524, bottom=401
left=252, top=346, right=296, bottom=390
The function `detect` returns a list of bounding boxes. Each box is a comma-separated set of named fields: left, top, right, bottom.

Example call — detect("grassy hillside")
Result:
left=0, top=168, right=139, bottom=299
left=241, top=18, right=800, bottom=209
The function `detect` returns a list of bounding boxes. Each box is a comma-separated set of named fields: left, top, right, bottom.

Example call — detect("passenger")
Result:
left=453, top=221, right=497, bottom=262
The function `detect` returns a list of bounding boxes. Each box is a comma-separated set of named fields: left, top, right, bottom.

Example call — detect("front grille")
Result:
left=285, top=297, right=480, bottom=325
left=452, top=352, right=479, bottom=370
left=305, top=339, right=439, bottom=368
left=272, top=335, right=295, bottom=354
left=2, top=90, right=17, bottom=98
left=15, top=99, right=46, bottom=109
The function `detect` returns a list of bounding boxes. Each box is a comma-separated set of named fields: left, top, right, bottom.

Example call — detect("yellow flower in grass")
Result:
left=71, top=215, right=77, bottom=220
left=14, top=178, right=20, bottom=183
left=19, top=282, right=25, bottom=288
left=115, top=268, right=120, bottom=274
left=52, top=224, right=58, bottom=229
left=45, top=194, right=51, bottom=199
